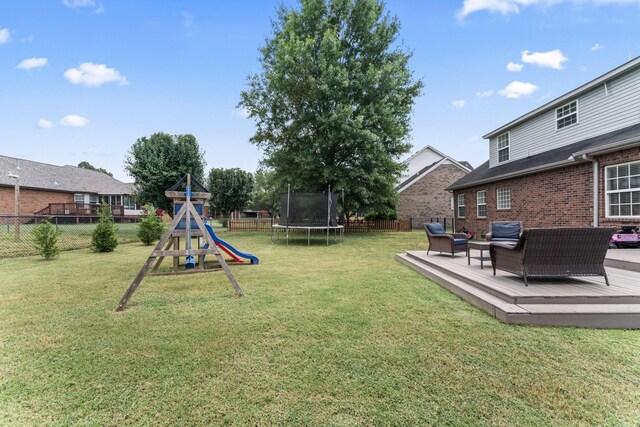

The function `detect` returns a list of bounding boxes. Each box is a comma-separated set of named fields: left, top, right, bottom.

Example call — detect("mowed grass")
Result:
left=1, top=230, right=639, bottom=426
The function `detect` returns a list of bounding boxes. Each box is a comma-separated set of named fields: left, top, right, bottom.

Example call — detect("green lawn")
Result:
left=1, top=231, right=639, bottom=426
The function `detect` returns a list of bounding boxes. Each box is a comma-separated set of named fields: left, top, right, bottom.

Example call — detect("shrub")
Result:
left=137, top=205, right=165, bottom=245
left=32, top=218, right=62, bottom=260
left=91, top=202, right=119, bottom=252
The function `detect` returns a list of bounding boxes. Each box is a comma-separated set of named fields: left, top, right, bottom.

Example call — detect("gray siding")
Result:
left=490, top=68, right=640, bottom=167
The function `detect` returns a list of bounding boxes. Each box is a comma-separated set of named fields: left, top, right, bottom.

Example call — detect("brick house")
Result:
left=397, top=145, right=472, bottom=228
left=0, top=155, right=143, bottom=217
left=449, top=57, right=640, bottom=237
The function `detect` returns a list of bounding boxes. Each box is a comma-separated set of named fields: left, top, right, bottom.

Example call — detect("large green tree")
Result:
left=239, top=0, right=423, bottom=216
left=207, top=168, right=254, bottom=217
left=124, top=132, right=206, bottom=216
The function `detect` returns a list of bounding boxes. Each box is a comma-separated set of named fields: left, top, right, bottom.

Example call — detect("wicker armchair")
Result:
left=424, top=223, right=468, bottom=258
left=489, top=227, right=616, bottom=286
left=486, top=221, right=523, bottom=242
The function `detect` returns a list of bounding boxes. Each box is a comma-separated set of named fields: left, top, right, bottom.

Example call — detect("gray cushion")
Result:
left=492, top=222, right=520, bottom=240
left=426, top=223, right=445, bottom=234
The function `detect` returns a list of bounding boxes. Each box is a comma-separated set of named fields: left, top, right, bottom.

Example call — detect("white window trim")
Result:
left=496, top=187, right=511, bottom=210
left=497, top=132, right=510, bottom=163
left=605, top=161, right=640, bottom=219
left=477, top=190, right=487, bottom=218
left=556, top=100, right=579, bottom=131
left=457, top=194, right=465, bottom=218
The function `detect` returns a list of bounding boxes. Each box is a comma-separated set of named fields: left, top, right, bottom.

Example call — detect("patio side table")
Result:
left=467, top=241, right=492, bottom=269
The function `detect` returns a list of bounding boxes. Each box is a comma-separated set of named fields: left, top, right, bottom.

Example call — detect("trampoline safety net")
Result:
left=280, top=191, right=338, bottom=226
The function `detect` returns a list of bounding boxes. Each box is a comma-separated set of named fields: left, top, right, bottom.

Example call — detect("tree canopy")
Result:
left=239, top=0, right=423, bottom=216
left=124, top=132, right=206, bottom=216
left=207, top=168, right=254, bottom=217
left=78, top=161, right=113, bottom=177
left=249, top=167, right=280, bottom=215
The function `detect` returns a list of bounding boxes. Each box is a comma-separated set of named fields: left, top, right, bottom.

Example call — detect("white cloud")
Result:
left=499, top=81, right=538, bottom=99
left=232, top=107, right=250, bottom=118
left=452, top=99, right=466, bottom=108
left=63, top=0, right=94, bottom=8
left=457, top=0, right=521, bottom=19
left=38, top=119, right=54, bottom=129
left=476, top=89, right=494, bottom=98
left=591, top=43, right=604, bottom=51
left=64, top=62, right=129, bottom=86
left=458, top=0, right=640, bottom=19
left=60, top=114, right=90, bottom=127
left=521, top=49, right=568, bottom=69
left=507, top=61, right=523, bottom=72
left=63, top=0, right=104, bottom=13
left=17, top=57, right=48, bottom=70
left=0, top=28, right=11, bottom=44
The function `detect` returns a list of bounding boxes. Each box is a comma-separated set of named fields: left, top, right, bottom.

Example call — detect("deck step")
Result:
left=396, top=253, right=640, bottom=329
left=396, top=253, right=529, bottom=320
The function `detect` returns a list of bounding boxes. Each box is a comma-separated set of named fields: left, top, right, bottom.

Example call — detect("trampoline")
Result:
left=271, top=185, right=344, bottom=246
left=271, top=224, right=344, bottom=246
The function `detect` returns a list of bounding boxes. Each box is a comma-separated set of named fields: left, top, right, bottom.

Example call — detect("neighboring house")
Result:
left=0, top=155, right=143, bottom=217
left=397, top=145, right=472, bottom=228
left=449, top=56, right=640, bottom=237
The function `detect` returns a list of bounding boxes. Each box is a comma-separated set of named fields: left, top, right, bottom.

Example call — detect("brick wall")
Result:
left=453, top=147, right=640, bottom=237
left=397, top=164, right=466, bottom=228
left=0, top=186, right=73, bottom=215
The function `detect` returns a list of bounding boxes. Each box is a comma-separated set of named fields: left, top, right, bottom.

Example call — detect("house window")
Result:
left=477, top=190, right=487, bottom=218
left=457, top=194, right=465, bottom=218
left=89, top=194, right=99, bottom=204
left=497, top=133, right=509, bottom=163
left=124, top=196, right=141, bottom=210
left=606, top=161, right=640, bottom=217
left=74, top=194, right=85, bottom=204
left=556, top=100, right=578, bottom=130
left=496, top=187, right=511, bottom=210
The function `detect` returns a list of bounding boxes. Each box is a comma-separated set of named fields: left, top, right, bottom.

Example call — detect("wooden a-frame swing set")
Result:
left=115, top=174, right=244, bottom=311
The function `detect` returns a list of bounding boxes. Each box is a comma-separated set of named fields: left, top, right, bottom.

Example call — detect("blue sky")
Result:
left=1, top=0, right=640, bottom=182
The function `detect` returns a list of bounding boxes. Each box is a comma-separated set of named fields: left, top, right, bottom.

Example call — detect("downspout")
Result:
left=582, top=154, right=599, bottom=227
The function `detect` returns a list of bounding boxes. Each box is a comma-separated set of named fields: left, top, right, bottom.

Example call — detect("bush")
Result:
left=138, top=205, right=165, bottom=245
left=32, top=218, right=62, bottom=260
left=91, top=202, right=119, bottom=252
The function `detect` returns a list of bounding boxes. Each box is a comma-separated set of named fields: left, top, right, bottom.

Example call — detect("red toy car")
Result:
left=609, top=225, right=640, bottom=248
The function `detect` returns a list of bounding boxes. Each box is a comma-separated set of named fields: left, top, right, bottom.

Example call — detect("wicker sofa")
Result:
left=489, top=227, right=616, bottom=286
left=424, top=223, right=468, bottom=258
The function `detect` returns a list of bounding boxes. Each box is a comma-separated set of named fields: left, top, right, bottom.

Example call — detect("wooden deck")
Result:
left=396, top=248, right=640, bottom=329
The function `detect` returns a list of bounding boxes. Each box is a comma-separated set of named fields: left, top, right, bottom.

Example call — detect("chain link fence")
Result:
left=0, top=215, right=142, bottom=258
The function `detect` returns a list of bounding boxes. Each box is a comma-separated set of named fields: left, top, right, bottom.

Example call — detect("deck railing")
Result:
left=35, top=203, right=125, bottom=217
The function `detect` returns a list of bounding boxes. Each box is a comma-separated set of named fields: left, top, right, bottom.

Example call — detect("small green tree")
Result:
left=32, top=218, right=62, bottom=260
left=137, top=205, right=164, bottom=245
left=207, top=168, right=254, bottom=217
left=91, top=202, right=119, bottom=252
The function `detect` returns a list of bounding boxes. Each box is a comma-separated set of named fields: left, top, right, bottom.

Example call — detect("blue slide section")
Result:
left=204, top=224, right=259, bottom=264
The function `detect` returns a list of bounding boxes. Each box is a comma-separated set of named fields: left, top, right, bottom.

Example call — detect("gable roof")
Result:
left=397, top=156, right=473, bottom=193
left=0, top=155, right=134, bottom=195
left=484, top=56, right=640, bottom=139
left=449, top=122, right=640, bottom=190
